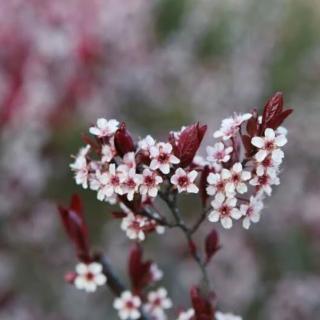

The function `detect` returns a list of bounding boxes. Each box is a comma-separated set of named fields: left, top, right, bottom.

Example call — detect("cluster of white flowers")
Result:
left=206, top=113, right=288, bottom=230
left=73, top=262, right=107, bottom=293
left=114, top=288, right=172, bottom=320
left=70, top=118, right=202, bottom=241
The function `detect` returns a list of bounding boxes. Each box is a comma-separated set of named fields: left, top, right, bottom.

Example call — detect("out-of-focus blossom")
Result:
left=113, top=291, right=141, bottom=320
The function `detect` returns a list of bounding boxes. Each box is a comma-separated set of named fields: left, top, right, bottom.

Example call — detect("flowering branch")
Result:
left=58, top=92, right=293, bottom=320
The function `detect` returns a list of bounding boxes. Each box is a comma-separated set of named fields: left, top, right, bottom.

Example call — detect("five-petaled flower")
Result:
left=250, top=172, right=279, bottom=196
left=113, top=291, right=142, bottom=320
left=240, top=196, right=264, bottom=229
left=150, top=142, right=180, bottom=174
left=208, top=193, right=241, bottom=229
left=206, top=170, right=233, bottom=198
left=74, top=262, right=107, bottom=293
left=171, top=168, right=199, bottom=193
left=207, top=142, right=233, bottom=163
left=251, top=128, right=287, bottom=162
left=140, top=168, right=163, bottom=198
left=120, top=168, right=143, bottom=201
left=70, top=145, right=91, bottom=189
left=225, top=163, right=251, bottom=194
left=121, top=212, right=148, bottom=241
left=89, top=118, right=119, bottom=138
left=144, top=287, right=172, bottom=318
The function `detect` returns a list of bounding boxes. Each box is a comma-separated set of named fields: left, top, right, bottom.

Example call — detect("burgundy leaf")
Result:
left=58, top=194, right=91, bottom=262
left=205, top=229, right=220, bottom=264
left=128, top=244, right=152, bottom=293
left=114, top=122, right=135, bottom=157
left=173, top=123, right=207, bottom=167
left=190, top=287, right=215, bottom=320
left=246, top=109, right=258, bottom=137
left=261, top=92, right=283, bottom=132
left=112, top=211, right=127, bottom=219
left=268, top=108, right=293, bottom=129
left=241, top=134, right=253, bottom=157
left=199, top=165, right=210, bottom=207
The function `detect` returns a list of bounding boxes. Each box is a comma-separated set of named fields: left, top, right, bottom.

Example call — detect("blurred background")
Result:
left=0, top=0, right=320, bottom=319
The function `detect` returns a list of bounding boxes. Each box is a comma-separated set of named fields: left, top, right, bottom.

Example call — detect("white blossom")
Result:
left=208, top=193, right=241, bottom=229
left=215, top=311, right=242, bottom=320
left=177, top=309, right=195, bottom=320
left=113, top=291, right=141, bottom=320
left=70, top=145, right=91, bottom=189
left=101, top=144, right=116, bottom=163
left=250, top=172, right=280, bottom=196
left=140, top=168, right=163, bottom=198
left=206, top=170, right=234, bottom=198
left=74, top=262, right=107, bottom=293
left=121, top=168, right=143, bottom=201
left=171, top=168, right=199, bottom=193
left=121, top=213, right=147, bottom=241
left=138, top=135, right=156, bottom=152
left=251, top=128, right=287, bottom=163
left=225, top=163, right=251, bottom=194
left=240, top=196, right=264, bottom=229
left=150, top=142, right=180, bottom=174
left=214, top=113, right=252, bottom=140
left=207, top=142, right=233, bottom=163
left=144, top=288, right=172, bottom=318
left=89, top=118, right=119, bottom=138
left=150, top=263, right=163, bottom=282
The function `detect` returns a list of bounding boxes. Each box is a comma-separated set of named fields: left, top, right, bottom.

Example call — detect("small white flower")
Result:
left=207, top=142, right=233, bottom=163
left=255, top=155, right=280, bottom=178
left=70, top=145, right=91, bottom=189
left=113, top=291, right=141, bottom=320
left=214, top=113, right=252, bottom=140
left=90, top=164, right=125, bottom=201
left=208, top=193, right=241, bottom=229
left=145, top=288, right=172, bottom=317
left=251, top=128, right=287, bottom=162
left=74, top=262, right=107, bottom=293
left=240, top=196, right=264, bottom=229
left=140, top=169, right=163, bottom=198
left=121, top=169, right=143, bottom=201
left=121, top=213, right=147, bottom=241
left=150, top=142, right=180, bottom=174
left=206, top=170, right=233, bottom=198
left=89, top=118, right=119, bottom=138
left=138, top=135, right=156, bottom=152
left=225, top=163, right=251, bottom=194
left=150, top=263, right=163, bottom=282
left=171, top=168, right=199, bottom=193
left=250, top=172, right=279, bottom=196
left=177, top=309, right=195, bottom=320
left=215, top=311, right=242, bottom=320
left=101, top=144, right=116, bottom=163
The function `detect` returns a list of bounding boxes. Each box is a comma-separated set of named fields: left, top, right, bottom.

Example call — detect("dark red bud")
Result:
left=114, top=122, right=135, bottom=157
left=205, top=229, right=220, bottom=264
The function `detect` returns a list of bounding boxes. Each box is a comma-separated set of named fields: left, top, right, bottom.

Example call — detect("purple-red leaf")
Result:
left=114, top=122, right=135, bottom=157
left=205, top=229, right=220, bottom=264
left=58, top=194, right=91, bottom=262
left=190, top=287, right=215, bottom=320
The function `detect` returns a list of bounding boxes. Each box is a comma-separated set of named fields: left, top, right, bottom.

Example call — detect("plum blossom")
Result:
left=207, top=142, right=233, bottom=163
left=74, top=262, right=107, bottom=293
left=140, top=168, right=163, bottom=198
left=144, top=288, right=172, bottom=318
left=89, top=118, right=119, bottom=138
left=120, top=168, right=143, bottom=201
left=225, top=163, right=251, bottom=194
left=101, top=144, right=116, bottom=163
left=240, top=196, right=264, bottom=229
left=70, top=145, right=91, bottom=189
left=255, top=155, right=281, bottom=177
left=215, top=311, right=242, bottom=320
left=150, top=142, right=180, bottom=174
left=251, top=128, right=287, bottom=162
left=138, top=135, right=156, bottom=152
left=90, top=164, right=125, bottom=201
left=214, top=113, right=252, bottom=140
left=208, top=193, right=241, bottom=229
left=121, top=212, right=148, bottom=241
left=150, top=263, right=163, bottom=282
left=206, top=170, right=233, bottom=198
left=250, top=172, right=280, bottom=196
left=113, top=291, right=141, bottom=320
left=170, top=168, right=199, bottom=193
left=177, top=309, right=195, bottom=320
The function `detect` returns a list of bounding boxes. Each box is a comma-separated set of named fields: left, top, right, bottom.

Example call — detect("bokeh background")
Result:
left=0, top=0, right=320, bottom=319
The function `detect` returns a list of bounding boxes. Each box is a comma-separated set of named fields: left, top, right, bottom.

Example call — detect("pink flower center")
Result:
left=126, top=178, right=136, bottom=189
left=144, top=175, right=155, bottom=186
left=215, top=151, right=224, bottom=160
left=158, top=153, right=169, bottom=163
left=153, top=297, right=161, bottom=306
left=216, top=180, right=225, bottom=191
left=111, top=175, right=120, bottom=186
left=178, top=176, right=189, bottom=187
left=258, top=175, right=269, bottom=185
left=126, top=301, right=134, bottom=310
left=265, top=140, right=275, bottom=151
left=232, top=173, right=240, bottom=183
left=85, top=272, right=94, bottom=281
left=220, top=205, right=231, bottom=216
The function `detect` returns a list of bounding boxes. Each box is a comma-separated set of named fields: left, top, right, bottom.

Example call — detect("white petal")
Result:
left=188, top=170, right=198, bottom=181
left=221, top=169, right=231, bottom=180
left=76, top=263, right=88, bottom=275
left=275, top=134, right=287, bottom=147
left=89, top=262, right=102, bottom=274
left=95, top=274, right=107, bottom=286
left=255, top=150, right=267, bottom=162
left=242, top=217, right=251, bottom=229
left=265, top=128, right=275, bottom=139
left=208, top=211, right=220, bottom=222
left=272, top=149, right=284, bottom=162
left=236, top=183, right=248, bottom=194
left=251, top=137, right=264, bottom=148
left=187, top=184, right=199, bottom=193
left=97, top=118, right=108, bottom=129
left=251, top=212, right=261, bottom=223
left=233, top=162, right=242, bottom=173
left=221, top=217, right=233, bottom=229
left=231, top=208, right=242, bottom=220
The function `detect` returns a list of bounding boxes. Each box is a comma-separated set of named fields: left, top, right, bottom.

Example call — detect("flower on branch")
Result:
left=89, top=118, right=119, bottom=138
left=113, top=291, right=142, bottom=320
left=171, top=168, right=199, bottom=193
left=144, top=287, right=172, bottom=319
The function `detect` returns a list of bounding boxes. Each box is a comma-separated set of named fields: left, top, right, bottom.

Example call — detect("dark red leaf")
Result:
left=128, top=244, right=152, bottom=293
left=199, top=166, right=210, bottom=207
left=173, top=123, right=207, bottom=167
left=114, top=122, right=135, bottom=157
left=58, top=194, right=91, bottom=262
left=241, top=134, right=254, bottom=157
left=268, top=108, right=293, bottom=129
left=190, top=287, right=215, bottom=320
left=261, top=92, right=283, bottom=132
left=246, top=109, right=258, bottom=137
left=112, top=211, right=127, bottom=219
left=205, top=229, right=220, bottom=264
